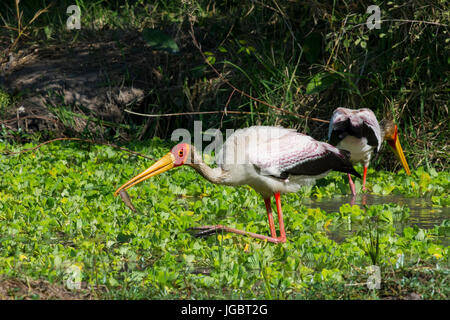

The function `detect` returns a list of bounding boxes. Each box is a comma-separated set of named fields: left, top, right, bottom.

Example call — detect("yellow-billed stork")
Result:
left=114, top=126, right=360, bottom=243
left=328, top=108, right=411, bottom=195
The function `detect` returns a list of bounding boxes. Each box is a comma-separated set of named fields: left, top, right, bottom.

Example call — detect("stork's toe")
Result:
left=186, top=226, right=220, bottom=238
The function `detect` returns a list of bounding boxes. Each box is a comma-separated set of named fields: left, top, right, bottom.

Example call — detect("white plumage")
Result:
left=216, top=126, right=345, bottom=197
left=336, top=135, right=374, bottom=166
left=115, top=125, right=360, bottom=243
left=328, top=107, right=411, bottom=195
left=328, top=108, right=382, bottom=167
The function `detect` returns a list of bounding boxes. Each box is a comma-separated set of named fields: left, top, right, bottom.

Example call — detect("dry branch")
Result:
left=188, top=21, right=330, bottom=124
left=124, top=109, right=269, bottom=117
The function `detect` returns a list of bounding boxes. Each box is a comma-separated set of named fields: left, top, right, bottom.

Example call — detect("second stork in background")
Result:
left=328, top=107, right=411, bottom=195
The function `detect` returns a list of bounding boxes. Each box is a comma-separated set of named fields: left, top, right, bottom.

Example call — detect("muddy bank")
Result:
left=0, top=28, right=217, bottom=139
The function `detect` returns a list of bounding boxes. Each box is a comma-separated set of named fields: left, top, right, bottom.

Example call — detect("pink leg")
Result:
left=189, top=225, right=286, bottom=243
left=264, top=198, right=277, bottom=238
left=274, top=192, right=286, bottom=242
left=362, top=166, right=368, bottom=191
left=189, top=194, right=287, bottom=244
left=348, top=173, right=356, bottom=196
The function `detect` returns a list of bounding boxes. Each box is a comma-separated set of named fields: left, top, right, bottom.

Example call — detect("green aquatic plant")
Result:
left=367, top=166, right=449, bottom=197
left=0, top=139, right=448, bottom=299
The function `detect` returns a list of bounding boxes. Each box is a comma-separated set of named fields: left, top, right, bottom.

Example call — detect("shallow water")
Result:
left=303, top=194, right=449, bottom=245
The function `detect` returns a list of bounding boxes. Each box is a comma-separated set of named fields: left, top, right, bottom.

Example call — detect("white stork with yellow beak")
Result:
left=115, top=126, right=361, bottom=243
left=328, top=108, right=411, bottom=195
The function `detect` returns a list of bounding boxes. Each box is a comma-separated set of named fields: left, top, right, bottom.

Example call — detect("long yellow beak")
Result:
left=114, top=152, right=175, bottom=196
left=387, top=137, right=411, bottom=176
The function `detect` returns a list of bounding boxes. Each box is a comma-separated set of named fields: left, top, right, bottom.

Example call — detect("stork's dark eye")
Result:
left=178, top=149, right=184, bottom=157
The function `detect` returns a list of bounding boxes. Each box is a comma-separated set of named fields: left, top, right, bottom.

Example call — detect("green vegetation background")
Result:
left=0, top=0, right=448, bottom=171
left=0, top=0, right=448, bottom=299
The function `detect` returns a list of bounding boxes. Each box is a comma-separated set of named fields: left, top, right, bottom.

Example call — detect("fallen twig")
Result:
left=124, top=109, right=269, bottom=117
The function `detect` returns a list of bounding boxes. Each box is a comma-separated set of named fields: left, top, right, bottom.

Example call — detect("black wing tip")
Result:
left=349, top=167, right=362, bottom=179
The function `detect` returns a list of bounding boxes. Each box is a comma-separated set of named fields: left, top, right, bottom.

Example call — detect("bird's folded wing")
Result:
left=216, top=126, right=297, bottom=167
left=248, top=131, right=336, bottom=179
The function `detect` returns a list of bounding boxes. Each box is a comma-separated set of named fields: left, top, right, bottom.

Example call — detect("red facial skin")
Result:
left=171, top=143, right=190, bottom=167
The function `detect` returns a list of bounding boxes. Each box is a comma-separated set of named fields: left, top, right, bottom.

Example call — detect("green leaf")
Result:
left=343, top=38, right=351, bottom=48
left=372, top=184, right=382, bottom=194
left=206, top=55, right=216, bottom=65
left=380, top=210, right=393, bottom=224
left=415, top=229, right=426, bottom=241
left=142, top=28, right=180, bottom=54
left=305, top=72, right=338, bottom=94
left=403, top=227, right=415, bottom=239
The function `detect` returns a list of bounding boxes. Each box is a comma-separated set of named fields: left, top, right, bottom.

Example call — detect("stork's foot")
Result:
left=187, top=226, right=222, bottom=238
left=187, top=193, right=287, bottom=244
left=186, top=225, right=286, bottom=243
